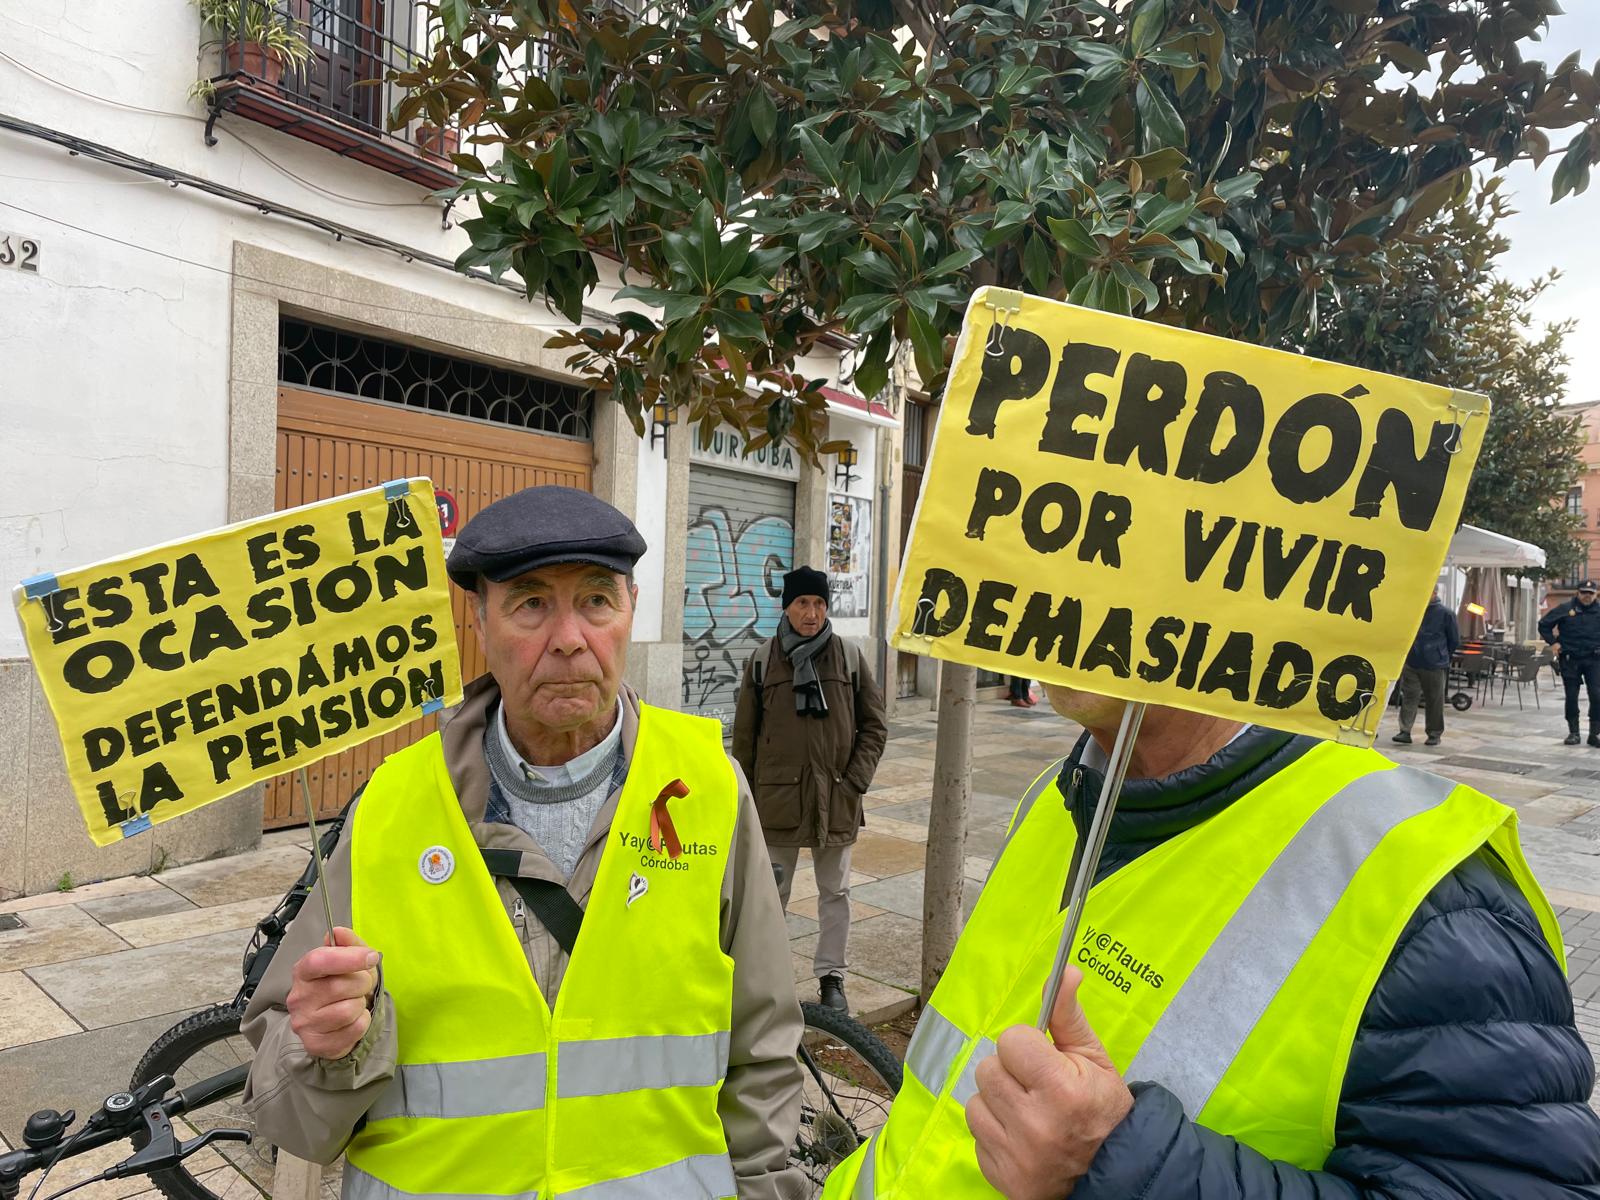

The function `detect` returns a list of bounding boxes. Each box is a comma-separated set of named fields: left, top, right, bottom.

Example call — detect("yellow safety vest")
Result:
left=825, top=741, right=1564, bottom=1197
left=343, top=703, right=740, bottom=1200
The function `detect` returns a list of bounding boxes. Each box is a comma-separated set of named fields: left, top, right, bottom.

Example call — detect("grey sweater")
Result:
left=483, top=701, right=624, bottom=880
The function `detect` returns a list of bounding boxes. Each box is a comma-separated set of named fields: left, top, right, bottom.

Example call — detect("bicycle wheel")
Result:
left=131, top=1003, right=342, bottom=1200
left=791, top=1002, right=902, bottom=1195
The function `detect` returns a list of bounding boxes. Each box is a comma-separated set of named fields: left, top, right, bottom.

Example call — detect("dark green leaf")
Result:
left=749, top=87, right=778, bottom=146
left=1022, top=233, right=1051, bottom=291
left=1136, top=78, right=1186, bottom=153
left=1112, top=261, right=1160, bottom=310
left=1048, top=216, right=1100, bottom=259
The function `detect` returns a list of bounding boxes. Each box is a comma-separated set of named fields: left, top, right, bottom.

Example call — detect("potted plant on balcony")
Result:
left=416, top=123, right=461, bottom=161
left=190, top=0, right=312, bottom=98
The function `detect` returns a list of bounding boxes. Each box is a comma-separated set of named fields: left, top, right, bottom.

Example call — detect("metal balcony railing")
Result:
left=203, top=0, right=458, bottom=173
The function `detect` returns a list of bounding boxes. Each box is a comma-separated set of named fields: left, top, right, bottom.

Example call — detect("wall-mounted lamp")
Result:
left=833, top=444, right=859, bottom=489
left=650, top=401, right=676, bottom=451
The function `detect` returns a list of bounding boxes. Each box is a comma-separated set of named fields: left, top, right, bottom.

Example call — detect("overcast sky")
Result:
left=1496, top=6, right=1599, bottom=404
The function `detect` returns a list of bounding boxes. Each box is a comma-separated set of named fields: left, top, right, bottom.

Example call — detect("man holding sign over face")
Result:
left=242, top=486, right=805, bottom=1200
left=822, top=293, right=1599, bottom=1200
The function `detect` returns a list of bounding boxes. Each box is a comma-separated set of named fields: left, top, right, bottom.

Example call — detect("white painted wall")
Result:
left=0, top=3, right=616, bottom=659
left=632, top=429, right=669, bottom=642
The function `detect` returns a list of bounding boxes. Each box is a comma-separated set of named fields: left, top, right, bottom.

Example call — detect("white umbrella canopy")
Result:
left=1445, top=524, right=1547, bottom=569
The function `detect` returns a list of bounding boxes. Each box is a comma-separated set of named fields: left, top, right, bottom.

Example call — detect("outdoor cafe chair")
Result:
left=1498, top=645, right=1550, bottom=710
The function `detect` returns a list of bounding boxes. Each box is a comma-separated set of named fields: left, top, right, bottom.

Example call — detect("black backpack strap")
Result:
left=480, top=847, right=585, bottom=956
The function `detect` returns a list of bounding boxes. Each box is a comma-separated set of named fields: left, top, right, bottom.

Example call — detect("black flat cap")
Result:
left=446, top=485, right=647, bottom=590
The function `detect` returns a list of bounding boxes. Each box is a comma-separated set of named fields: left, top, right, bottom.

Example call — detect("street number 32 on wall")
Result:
left=0, top=233, right=40, bottom=273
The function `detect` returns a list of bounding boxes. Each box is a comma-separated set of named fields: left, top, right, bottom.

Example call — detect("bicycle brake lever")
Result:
left=179, top=1127, right=252, bottom=1155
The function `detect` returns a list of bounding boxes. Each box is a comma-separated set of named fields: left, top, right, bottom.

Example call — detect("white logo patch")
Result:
left=626, top=872, right=649, bottom=908
left=419, top=845, right=455, bottom=884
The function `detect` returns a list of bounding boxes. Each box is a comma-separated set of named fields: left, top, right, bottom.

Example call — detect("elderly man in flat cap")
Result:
left=243, top=486, right=806, bottom=1200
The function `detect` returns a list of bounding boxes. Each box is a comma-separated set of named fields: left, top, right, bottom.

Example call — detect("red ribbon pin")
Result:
left=649, top=778, right=689, bottom=859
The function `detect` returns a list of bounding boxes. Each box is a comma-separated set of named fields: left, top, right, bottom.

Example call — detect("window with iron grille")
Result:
left=278, top=318, right=592, bottom=440
left=1561, top=549, right=1592, bottom=590
left=1567, top=486, right=1585, bottom=524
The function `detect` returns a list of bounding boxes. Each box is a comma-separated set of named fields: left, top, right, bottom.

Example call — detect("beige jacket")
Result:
left=242, top=677, right=807, bottom=1200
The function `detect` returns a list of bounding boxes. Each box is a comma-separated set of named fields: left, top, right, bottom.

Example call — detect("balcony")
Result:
left=199, top=0, right=458, bottom=190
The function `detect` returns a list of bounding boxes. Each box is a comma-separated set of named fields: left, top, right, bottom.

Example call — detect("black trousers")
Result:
left=1008, top=675, right=1032, bottom=700
left=1561, top=655, right=1600, bottom=728
left=1399, top=667, right=1446, bottom=738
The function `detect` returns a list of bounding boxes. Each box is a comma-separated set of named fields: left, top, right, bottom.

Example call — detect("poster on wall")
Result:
left=828, top=495, right=873, bottom=619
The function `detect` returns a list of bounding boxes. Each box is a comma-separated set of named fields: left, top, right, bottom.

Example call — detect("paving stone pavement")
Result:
left=1, top=685, right=1597, bottom=1182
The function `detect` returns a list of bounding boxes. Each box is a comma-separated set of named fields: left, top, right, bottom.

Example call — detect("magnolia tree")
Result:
left=1302, top=180, right=1584, bottom=574
left=401, top=0, right=1600, bottom=992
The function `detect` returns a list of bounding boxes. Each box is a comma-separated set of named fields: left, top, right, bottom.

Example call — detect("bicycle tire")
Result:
left=790, top=1002, right=902, bottom=1194
left=131, top=1003, right=340, bottom=1200
left=798, top=1003, right=903, bottom=1093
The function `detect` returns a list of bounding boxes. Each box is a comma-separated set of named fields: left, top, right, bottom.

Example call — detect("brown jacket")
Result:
left=730, top=635, right=889, bottom=848
left=241, top=676, right=806, bottom=1200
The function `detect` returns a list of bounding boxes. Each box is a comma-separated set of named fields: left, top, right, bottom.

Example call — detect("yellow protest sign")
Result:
left=14, top=479, right=463, bottom=845
left=893, top=290, right=1488, bottom=744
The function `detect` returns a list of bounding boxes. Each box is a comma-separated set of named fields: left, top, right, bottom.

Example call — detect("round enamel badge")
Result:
left=418, top=845, right=454, bottom=884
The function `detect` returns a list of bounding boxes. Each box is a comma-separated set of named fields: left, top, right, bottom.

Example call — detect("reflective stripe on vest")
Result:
left=826, top=742, right=1563, bottom=1197
left=344, top=706, right=739, bottom=1200
left=343, top=1154, right=737, bottom=1200
left=364, top=1031, right=730, bottom=1122
left=343, top=1163, right=541, bottom=1200
left=367, top=1052, right=548, bottom=1121
left=560, top=1153, right=738, bottom=1200
left=1126, top=766, right=1456, bottom=1117
left=917, top=764, right=1462, bottom=1122
left=557, top=1030, right=730, bottom=1098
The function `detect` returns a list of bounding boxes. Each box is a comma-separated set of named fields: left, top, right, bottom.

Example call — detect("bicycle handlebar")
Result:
left=0, top=1066, right=251, bottom=1200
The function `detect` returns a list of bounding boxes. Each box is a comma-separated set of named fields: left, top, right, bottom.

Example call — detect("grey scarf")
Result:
left=779, top=615, right=833, bottom=717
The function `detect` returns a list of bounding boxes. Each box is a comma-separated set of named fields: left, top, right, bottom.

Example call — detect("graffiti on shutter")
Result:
left=682, top=466, right=796, bottom=732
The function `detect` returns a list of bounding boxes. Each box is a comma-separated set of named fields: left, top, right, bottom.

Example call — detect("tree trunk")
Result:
left=922, top=661, right=975, bottom=1000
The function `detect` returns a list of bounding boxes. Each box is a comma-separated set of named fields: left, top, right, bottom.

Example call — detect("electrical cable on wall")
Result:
left=0, top=113, right=617, bottom=328
left=0, top=196, right=593, bottom=331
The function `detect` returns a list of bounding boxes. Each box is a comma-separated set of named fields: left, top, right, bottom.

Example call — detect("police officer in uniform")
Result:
left=1539, top=579, right=1600, bottom=745
left=243, top=486, right=806, bottom=1200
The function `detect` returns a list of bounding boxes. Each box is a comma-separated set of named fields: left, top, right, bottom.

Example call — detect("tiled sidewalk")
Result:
left=2, top=687, right=1598, bottom=1190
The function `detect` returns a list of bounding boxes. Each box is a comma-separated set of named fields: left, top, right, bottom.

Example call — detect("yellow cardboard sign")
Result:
left=893, top=291, right=1488, bottom=744
left=14, top=480, right=463, bottom=845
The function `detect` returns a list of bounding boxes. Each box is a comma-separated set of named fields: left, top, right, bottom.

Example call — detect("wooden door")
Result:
left=265, top=386, right=592, bottom=828
left=289, top=0, right=386, bottom=130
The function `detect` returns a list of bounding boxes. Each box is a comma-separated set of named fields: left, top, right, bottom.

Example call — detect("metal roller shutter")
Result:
left=683, top=465, right=797, bottom=733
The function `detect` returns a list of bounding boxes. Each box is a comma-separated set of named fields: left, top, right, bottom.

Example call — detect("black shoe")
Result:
left=1587, top=731, right=1600, bottom=748
left=1425, top=735, right=1441, bottom=746
left=1392, top=731, right=1412, bottom=744
left=819, top=973, right=848, bottom=1012
left=1565, top=730, right=1582, bottom=745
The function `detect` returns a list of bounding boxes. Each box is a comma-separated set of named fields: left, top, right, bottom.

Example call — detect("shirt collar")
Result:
left=495, top=696, right=624, bottom=787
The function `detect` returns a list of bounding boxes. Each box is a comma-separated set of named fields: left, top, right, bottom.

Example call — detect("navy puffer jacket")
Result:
left=1059, top=726, right=1600, bottom=1199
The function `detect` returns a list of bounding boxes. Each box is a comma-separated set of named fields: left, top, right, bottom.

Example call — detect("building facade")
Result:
left=1546, top=400, right=1600, bottom=608
left=0, top=4, right=905, bottom=897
